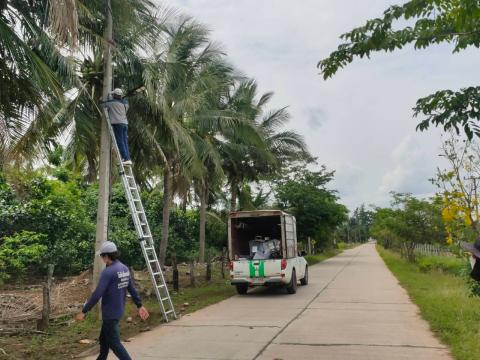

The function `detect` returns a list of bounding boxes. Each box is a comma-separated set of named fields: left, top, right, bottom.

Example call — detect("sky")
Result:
left=162, top=0, right=480, bottom=210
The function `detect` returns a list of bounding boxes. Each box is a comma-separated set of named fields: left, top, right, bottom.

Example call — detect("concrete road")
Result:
left=85, top=243, right=452, bottom=360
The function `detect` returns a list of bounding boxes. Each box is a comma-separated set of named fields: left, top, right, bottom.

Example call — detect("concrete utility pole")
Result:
left=93, top=0, right=113, bottom=289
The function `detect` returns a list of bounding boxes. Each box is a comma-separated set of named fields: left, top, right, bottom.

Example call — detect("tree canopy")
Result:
left=274, top=162, right=348, bottom=247
left=318, top=0, right=480, bottom=139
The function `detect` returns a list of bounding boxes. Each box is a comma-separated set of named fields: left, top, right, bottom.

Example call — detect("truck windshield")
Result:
left=230, top=216, right=283, bottom=260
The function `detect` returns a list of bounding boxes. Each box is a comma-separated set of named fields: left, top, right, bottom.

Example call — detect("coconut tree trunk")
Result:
left=181, top=191, right=188, bottom=212
left=199, top=183, right=207, bottom=263
left=230, top=178, right=238, bottom=212
left=86, top=156, right=97, bottom=183
left=93, top=0, right=113, bottom=289
left=159, top=165, right=172, bottom=266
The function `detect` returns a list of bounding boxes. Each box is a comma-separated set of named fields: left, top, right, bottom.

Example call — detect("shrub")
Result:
left=417, top=256, right=465, bottom=276
left=0, top=172, right=95, bottom=277
left=337, top=242, right=355, bottom=250
left=0, top=231, right=48, bottom=282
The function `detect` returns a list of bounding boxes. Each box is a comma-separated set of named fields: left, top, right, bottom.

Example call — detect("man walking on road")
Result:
left=76, top=241, right=149, bottom=360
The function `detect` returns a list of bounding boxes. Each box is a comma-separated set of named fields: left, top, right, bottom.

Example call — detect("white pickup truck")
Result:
left=228, top=210, right=308, bottom=295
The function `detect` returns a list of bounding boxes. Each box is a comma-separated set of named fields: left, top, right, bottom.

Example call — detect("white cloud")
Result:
left=163, top=0, right=480, bottom=210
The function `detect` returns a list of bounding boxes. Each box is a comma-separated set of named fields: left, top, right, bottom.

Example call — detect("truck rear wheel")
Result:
left=300, top=266, right=308, bottom=285
left=236, top=284, right=248, bottom=295
left=286, top=269, right=297, bottom=294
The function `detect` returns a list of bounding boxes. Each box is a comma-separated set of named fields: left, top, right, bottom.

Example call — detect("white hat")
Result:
left=96, top=241, right=118, bottom=256
left=111, top=88, right=124, bottom=96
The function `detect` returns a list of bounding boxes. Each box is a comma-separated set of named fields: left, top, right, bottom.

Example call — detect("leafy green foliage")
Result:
left=0, top=171, right=95, bottom=277
left=0, top=231, right=48, bottom=282
left=275, top=161, right=348, bottom=248
left=318, top=0, right=480, bottom=138
left=145, top=191, right=227, bottom=262
left=417, top=255, right=465, bottom=276
left=415, top=87, right=480, bottom=139
left=370, top=193, right=446, bottom=260
left=319, top=1, right=480, bottom=78
left=336, top=204, right=374, bottom=243
left=0, top=169, right=229, bottom=280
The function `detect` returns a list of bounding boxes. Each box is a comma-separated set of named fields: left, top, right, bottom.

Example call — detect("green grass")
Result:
left=0, top=278, right=235, bottom=360
left=417, top=255, right=465, bottom=276
left=377, top=246, right=480, bottom=360
left=336, top=241, right=358, bottom=251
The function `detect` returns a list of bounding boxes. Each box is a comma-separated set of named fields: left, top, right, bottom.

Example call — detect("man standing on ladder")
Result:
left=102, top=88, right=132, bottom=165
left=76, top=241, right=149, bottom=360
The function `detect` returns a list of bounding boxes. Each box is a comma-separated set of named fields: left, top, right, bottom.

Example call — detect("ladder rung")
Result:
left=133, top=198, right=141, bottom=202
left=149, top=259, right=157, bottom=263
left=157, top=284, right=165, bottom=288
left=165, top=310, right=174, bottom=314
left=161, top=297, right=169, bottom=301
left=144, top=247, right=153, bottom=251
left=152, top=272, right=161, bottom=276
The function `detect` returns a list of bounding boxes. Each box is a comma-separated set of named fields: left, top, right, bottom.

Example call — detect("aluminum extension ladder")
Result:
left=103, top=108, right=177, bottom=322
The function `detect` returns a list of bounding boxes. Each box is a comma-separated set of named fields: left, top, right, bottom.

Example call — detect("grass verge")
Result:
left=305, top=249, right=341, bottom=266
left=377, top=245, right=480, bottom=360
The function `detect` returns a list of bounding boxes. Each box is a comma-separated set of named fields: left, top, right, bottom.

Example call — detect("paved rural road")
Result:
left=85, top=243, right=452, bottom=360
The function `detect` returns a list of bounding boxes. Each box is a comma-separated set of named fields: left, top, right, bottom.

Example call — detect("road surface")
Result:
left=85, top=243, right=452, bottom=360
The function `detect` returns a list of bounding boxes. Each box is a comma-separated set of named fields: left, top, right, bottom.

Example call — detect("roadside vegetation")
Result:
left=378, top=246, right=480, bottom=360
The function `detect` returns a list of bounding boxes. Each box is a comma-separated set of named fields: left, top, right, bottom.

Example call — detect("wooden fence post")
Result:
left=37, top=264, right=54, bottom=331
left=206, top=250, right=212, bottom=282
left=220, top=247, right=226, bottom=279
left=172, top=254, right=179, bottom=292
left=189, top=259, right=196, bottom=287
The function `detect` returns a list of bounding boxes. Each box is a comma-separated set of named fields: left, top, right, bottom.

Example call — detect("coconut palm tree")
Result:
left=126, top=18, right=229, bottom=265
left=8, top=0, right=164, bottom=174
left=0, top=0, right=78, bottom=166
left=222, top=80, right=309, bottom=212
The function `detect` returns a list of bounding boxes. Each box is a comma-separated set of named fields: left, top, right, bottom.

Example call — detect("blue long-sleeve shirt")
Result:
left=82, top=260, right=142, bottom=320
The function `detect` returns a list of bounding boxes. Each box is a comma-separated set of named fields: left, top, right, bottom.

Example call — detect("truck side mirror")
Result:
left=300, top=250, right=307, bottom=257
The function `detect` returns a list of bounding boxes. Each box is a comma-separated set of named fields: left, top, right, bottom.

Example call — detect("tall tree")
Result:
left=275, top=161, right=348, bottom=248
left=318, top=0, right=480, bottom=139
left=93, top=0, right=114, bottom=288
left=433, top=135, right=480, bottom=243
left=0, top=0, right=75, bottom=165
left=222, top=80, right=308, bottom=212
left=132, top=18, right=231, bottom=264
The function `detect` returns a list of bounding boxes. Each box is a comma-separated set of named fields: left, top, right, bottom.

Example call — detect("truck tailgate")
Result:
left=233, top=259, right=281, bottom=279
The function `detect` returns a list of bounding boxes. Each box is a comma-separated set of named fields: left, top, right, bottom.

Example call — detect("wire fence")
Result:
left=414, top=243, right=453, bottom=257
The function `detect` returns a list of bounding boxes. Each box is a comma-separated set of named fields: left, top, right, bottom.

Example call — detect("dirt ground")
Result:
left=0, top=261, right=225, bottom=333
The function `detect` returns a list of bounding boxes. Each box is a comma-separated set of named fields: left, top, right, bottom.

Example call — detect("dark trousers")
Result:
left=112, top=124, right=130, bottom=161
left=97, top=320, right=132, bottom=360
